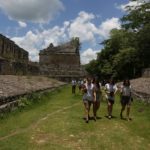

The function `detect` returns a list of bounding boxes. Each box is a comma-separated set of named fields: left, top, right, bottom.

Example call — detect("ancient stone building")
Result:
left=39, top=37, right=86, bottom=81
left=0, top=34, right=39, bottom=75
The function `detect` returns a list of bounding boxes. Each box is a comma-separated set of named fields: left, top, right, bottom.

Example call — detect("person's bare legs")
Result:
left=83, top=101, right=89, bottom=122
left=110, top=104, right=113, bottom=117
left=88, top=101, right=92, bottom=119
left=95, top=101, right=100, bottom=118
left=93, top=102, right=97, bottom=121
left=108, top=101, right=111, bottom=118
left=126, top=105, right=131, bottom=121
left=120, top=104, right=126, bottom=119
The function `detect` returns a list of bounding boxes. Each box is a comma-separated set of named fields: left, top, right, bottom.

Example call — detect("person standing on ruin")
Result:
left=105, top=79, right=118, bottom=119
left=120, top=79, right=132, bottom=121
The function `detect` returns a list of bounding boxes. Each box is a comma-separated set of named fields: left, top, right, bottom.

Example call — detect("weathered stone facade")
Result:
left=0, top=34, right=39, bottom=75
left=0, top=34, right=85, bottom=80
left=39, top=38, right=86, bottom=81
left=0, top=34, right=28, bottom=62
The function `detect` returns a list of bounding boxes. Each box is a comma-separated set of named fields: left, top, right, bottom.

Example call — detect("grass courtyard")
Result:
left=0, top=85, right=149, bottom=150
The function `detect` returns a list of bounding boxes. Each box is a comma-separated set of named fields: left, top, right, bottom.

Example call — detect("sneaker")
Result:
left=108, top=115, right=111, bottom=119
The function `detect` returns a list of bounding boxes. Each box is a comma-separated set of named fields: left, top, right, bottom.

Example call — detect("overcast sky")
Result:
left=0, top=0, right=139, bottom=64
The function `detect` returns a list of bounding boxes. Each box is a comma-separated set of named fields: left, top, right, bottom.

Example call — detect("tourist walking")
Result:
left=120, top=79, right=132, bottom=121
left=71, top=79, right=76, bottom=94
left=105, top=79, right=118, bottom=119
left=93, top=79, right=102, bottom=120
left=82, top=78, right=94, bottom=123
left=78, top=79, right=82, bottom=93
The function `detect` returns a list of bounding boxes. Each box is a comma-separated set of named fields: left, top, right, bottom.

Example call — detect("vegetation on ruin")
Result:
left=0, top=85, right=149, bottom=150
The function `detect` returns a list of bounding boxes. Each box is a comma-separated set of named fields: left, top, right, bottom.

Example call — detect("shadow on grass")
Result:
left=82, top=116, right=102, bottom=121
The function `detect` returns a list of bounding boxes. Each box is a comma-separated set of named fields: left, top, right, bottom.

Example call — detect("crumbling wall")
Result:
left=0, top=34, right=28, bottom=63
left=0, top=34, right=39, bottom=75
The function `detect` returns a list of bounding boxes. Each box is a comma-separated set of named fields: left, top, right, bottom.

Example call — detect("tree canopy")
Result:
left=85, top=0, right=150, bottom=80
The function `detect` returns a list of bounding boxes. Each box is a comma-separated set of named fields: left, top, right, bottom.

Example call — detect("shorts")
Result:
left=108, top=99, right=114, bottom=104
left=106, top=94, right=115, bottom=104
left=121, top=96, right=131, bottom=105
left=82, top=93, right=93, bottom=102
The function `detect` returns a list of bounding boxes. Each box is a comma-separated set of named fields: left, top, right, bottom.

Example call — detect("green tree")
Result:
left=121, top=0, right=150, bottom=30
left=85, top=0, right=150, bottom=80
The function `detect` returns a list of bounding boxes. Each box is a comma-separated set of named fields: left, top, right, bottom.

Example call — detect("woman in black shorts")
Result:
left=120, top=79, right=132, bottom=121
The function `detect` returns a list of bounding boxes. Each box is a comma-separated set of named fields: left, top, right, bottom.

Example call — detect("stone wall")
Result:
left=0, top=58, right=39, bottom=75
left=39, top=38, right=86, bottom=81
left=0, top=34, right=28, bottom=63
left=0, top=75, right=65, bottom=113
left=40, top=54, right=80, bottom=66
left=0, top=34, right=85, bottom=78
left=0, top=34, right=39, bottom=75
left=142, top=68, right=150, bottom=77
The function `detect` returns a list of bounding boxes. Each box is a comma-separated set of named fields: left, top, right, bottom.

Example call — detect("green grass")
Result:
left=0, top=85, right=149, bottom=150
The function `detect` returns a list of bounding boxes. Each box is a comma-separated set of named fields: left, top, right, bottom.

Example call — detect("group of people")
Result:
left=75, top=77, right=132, bottom=123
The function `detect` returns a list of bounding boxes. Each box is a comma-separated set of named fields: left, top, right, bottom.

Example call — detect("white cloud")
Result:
left=12, top=31, right=40, bottom=61
left=98, top=17, right=121, bottom=39
left=11, top=24, right=68, bottom=61
left=18, top=21, right=27, bottom=28
left=68, top=11, right=98, bottom=43
left=11, top=11, right=121, bottom=63
left=116, top=0, right=149, bottom=12
left=68, top=12, right=120, bottom=42
left=0, top=0, right=64, bottom=23
left=81, top=48, right=100, bottom=64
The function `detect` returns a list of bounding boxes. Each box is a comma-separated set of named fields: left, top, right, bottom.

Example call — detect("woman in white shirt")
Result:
left=82, top=78, right=94, bottom=123
left=105, top=79, right=117, bottom=119
left=120, top=79, right=132, bottom=121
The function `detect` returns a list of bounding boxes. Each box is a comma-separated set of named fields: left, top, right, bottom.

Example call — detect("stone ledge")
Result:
left=0, top=84, right=66, bottom=114
left=0, top=75, right=66, bottom=104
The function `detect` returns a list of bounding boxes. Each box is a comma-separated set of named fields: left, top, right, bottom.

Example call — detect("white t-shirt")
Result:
left=85, top=83, right=94, bottom=101
left=121, top=85, right=131, bottom=96
left=105, top=83, right=117, bottom=100
left=72, top=80, right=76, bottom=86
left=105, top=83, right=117, bottom=93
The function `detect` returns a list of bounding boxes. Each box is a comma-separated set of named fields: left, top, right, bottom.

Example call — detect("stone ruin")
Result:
left=39, top=37, right=86, bottom=81
left=0, top=34, right=39, bottom=75
left=0, top=34, right=86, bottom=81
left=0, top=35, right=86, bottom=112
